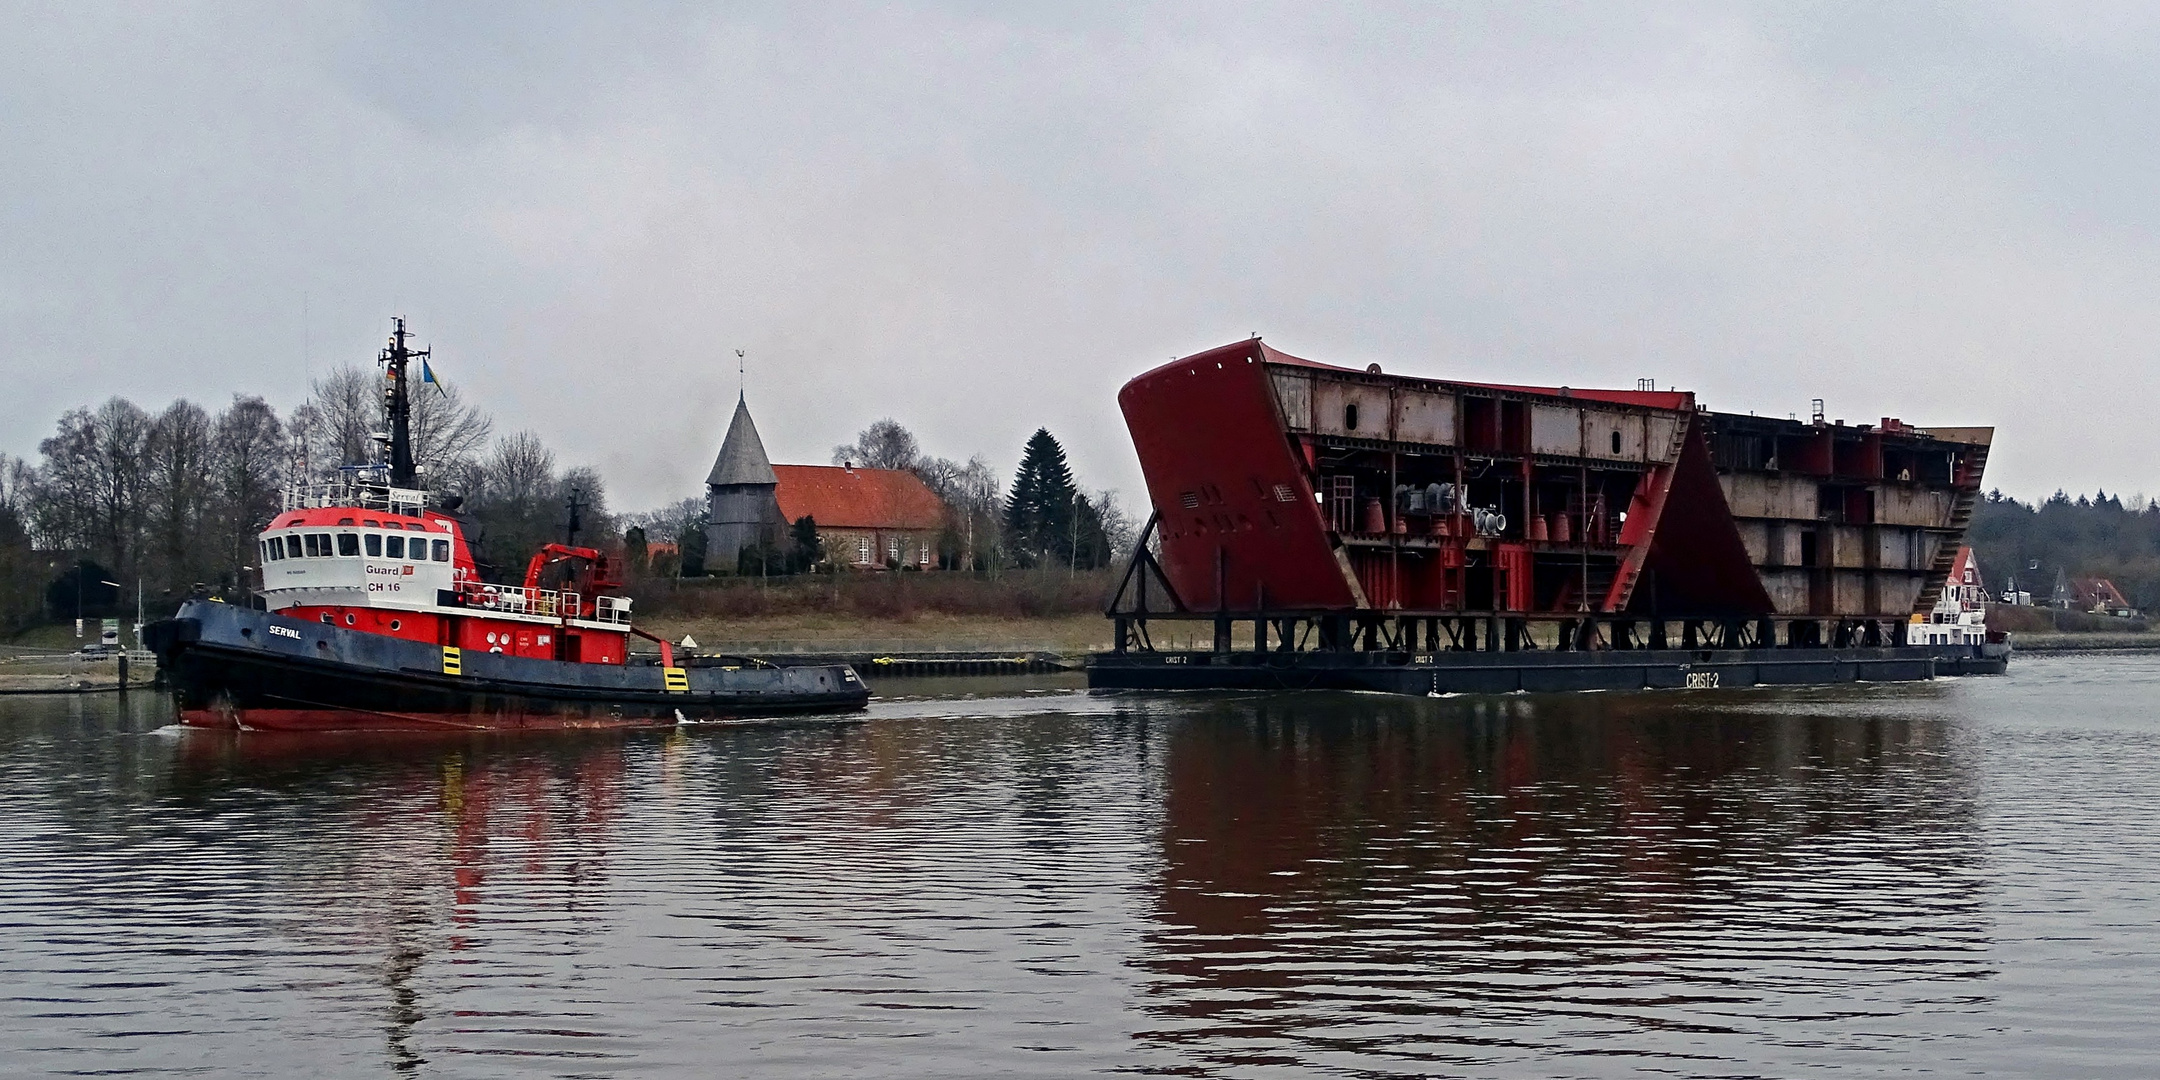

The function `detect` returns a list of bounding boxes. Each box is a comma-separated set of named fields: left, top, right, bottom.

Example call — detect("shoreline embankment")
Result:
left=2008, top=632, right=2160, bottom=654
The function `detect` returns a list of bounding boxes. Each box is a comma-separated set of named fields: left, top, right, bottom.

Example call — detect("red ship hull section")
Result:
left=1118, top=340, right=1780, bottom=620
left=1118, top=341, right=1358, bottom=612
left=1634, top=420, right=1775, bottom=616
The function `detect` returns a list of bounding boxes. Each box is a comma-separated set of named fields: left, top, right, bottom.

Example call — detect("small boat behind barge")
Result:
left=146, top=319, right=868, bottom=731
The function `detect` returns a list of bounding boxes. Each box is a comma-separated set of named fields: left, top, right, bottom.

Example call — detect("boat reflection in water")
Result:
left=166, top=728, right=642, bottom=1069
left=1136, top=687, right=1993, bottom=1073
left=11, top=676, right=2037, bottom=1076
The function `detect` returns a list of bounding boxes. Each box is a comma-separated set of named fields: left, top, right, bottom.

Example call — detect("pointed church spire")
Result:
left=706, top=395, right=777, bottom=487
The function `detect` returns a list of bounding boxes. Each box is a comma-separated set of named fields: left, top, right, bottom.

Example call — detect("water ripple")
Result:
left=1, top=662, right=2158, bottom=1076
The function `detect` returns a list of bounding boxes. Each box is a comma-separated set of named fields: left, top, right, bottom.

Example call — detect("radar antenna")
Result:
left=378, top=317, right=430, bottom=488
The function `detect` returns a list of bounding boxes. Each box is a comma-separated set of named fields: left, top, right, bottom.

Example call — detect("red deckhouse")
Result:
left=257, top=480, right=633, bottom=664
left=1111, top=340, right=1992, bottom=651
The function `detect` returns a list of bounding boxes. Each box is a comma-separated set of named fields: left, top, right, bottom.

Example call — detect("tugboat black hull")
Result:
left=146, top=600, right=868, bottom=732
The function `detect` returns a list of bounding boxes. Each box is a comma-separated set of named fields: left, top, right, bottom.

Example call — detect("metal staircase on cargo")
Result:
left=1601, top=416, right=1695, bottom=612
left=1911, top=441, right=1989, bottom=613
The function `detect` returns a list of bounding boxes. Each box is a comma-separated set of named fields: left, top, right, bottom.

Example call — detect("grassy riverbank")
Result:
left=1986, top=603, right=2156, bottom=652
left=631, top=612, right=1110, bottom=655
left=628, top=569, right=1125, bottom=655
left=2009, top=632, right=2160, bottom=653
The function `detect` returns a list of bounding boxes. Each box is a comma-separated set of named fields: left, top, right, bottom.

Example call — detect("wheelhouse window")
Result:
left=385, top=535, right=406, bottom=559
left=432, top=539, right=451, bottom=562
left=313, top=533, right=332, bottom=557
left=303, top=534, right=322, bottom=558
left=365, top=534, right=382, bottom=557
left=287, top=534, right=303, bottom=558
left=337, top=533, right=359, bottom=557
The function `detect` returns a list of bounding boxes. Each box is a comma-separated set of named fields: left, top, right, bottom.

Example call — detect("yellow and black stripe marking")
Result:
left=442, top=646, right=462, bottom=676
left=663, top=666, right=690, bottom=693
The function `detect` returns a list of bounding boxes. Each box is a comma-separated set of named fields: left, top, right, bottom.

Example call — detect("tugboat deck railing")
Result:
left=459, top=583, right=633, bottom=626
left=284, top=480, right=431, bottom=516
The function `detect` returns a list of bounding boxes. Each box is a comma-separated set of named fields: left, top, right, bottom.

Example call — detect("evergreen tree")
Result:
left=1005, top=429, right=1078, bottom=568
left=678, top=514, right=709, bottom=577
left=788, top=515, right=823, bottom=573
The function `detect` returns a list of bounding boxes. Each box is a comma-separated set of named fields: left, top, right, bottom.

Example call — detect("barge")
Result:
left=1090, top=339, right=2008, bottom=694
left=147, top=319, right=869, bottom=731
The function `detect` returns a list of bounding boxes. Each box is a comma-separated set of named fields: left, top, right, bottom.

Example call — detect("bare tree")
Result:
left=912, top=455, right=961, bottom=496
left=212, top=396, right=284, bottom=587
left=832, top=418, right=920, bottom=471
left=410, top=378, right=492, bottom=479
left=30, top=399, right=152, bottom=575
left=302, top=365, right=378, bottom=475
left=928, top=454, right=1004, bottom=572
left=463, top=431, right=561, bottom=577
left=91, top=398, right=153, bottom=575
left=28, top=407, right=101, bottom=555
left=453, top=435, right=614, bottom=578
left=622, top=497, right=706, bottom=543
left=144, top=400, right=215, bottom=593
left=483, top=431, right=557, bottom=509
left=0, top=454, right=45, bottom=630
left=559, top=465, right=614, bottom=544
left=1094, top=488, right=1136, bottom=560
left=295, top=364, right=491, bottom=482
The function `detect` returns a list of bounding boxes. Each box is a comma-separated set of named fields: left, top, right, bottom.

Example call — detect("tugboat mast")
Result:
left=379, top=317, right=428, bottom=488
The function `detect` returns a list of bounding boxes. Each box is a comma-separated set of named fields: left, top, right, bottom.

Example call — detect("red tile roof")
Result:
left=773, top=465, right=947, bottom=531
left=2073, top=577, right=2131, bottom=610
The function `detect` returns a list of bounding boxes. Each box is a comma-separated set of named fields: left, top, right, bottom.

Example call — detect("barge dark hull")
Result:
left=147, top=600, right=869, bottom=732
left=1088, top=642, right=2008, bottom=695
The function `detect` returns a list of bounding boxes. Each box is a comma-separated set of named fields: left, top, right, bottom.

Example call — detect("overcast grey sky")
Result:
left=6, top=2, right=2158, bottom=509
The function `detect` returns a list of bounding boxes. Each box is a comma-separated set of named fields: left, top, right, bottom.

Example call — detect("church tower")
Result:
left=704, top=394, right=779, bottom=574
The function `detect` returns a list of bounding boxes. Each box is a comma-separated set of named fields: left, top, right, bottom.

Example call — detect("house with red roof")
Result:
left=704, top=396, right=949, bottom=572
left=773, top=463, right=946, bottom=569
left=2072, top=577, right=2137, bottom=617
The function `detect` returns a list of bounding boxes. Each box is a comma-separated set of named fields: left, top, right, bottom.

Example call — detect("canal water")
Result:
left=3, top=655, right=2158, bottom=1077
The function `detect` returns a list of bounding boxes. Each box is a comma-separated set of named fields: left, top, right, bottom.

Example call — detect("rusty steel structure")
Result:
left=1106, top=339, right=1992, bottom=657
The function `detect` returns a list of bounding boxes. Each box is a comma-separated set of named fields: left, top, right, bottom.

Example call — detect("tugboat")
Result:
left=146, top=319, right=870, bottom=731
left=1906, top=545, right=2011, bottom=674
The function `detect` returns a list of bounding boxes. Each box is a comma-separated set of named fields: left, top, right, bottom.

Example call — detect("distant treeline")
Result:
left=0, top=366, right=613, bottom=631
left=0, top=379, right=1137, bottom=634
left=1969, top=490, right=2160, bottom=608
left=6, top=377, right=2143, bottom=635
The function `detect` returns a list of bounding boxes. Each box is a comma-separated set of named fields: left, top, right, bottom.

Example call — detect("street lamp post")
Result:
left=73, top=564, right=121, bottom=641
